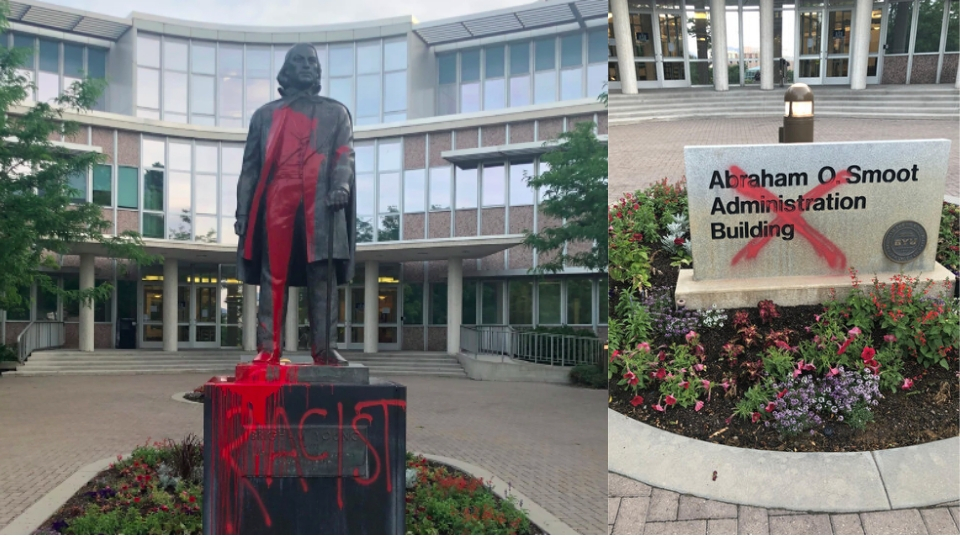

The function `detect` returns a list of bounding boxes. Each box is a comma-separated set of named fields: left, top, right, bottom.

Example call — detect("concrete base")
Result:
left=457, top=353, right=573, bottom=384
left=675, top=263, right=956, bottom=310
left=238, top=351, right=369, bottom=384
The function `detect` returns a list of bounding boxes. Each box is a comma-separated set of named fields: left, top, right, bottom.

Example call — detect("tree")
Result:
left=0, top=13, right=154, bottom=316
left=523, top=121, right=607, bottom=273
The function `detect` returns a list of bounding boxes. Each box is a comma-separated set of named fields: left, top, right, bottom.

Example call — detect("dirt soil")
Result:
left=609, top=251, right=960, bottom=452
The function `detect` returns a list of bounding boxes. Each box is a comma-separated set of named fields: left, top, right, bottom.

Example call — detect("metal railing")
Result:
left=17, top=321, right=64, bottom=363
left=461, top=325, right=605, bottom=368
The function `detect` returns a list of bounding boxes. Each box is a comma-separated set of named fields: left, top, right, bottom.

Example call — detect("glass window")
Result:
left=68, top=170, right=87, bottom=203
left=509, top=75, right=530, bottom=107
left=219, top=45, right=242, bottom=76
left=143, top=213, right=164, bottom=239
left=566, top=279, right=592, bottom=325
left=191, top=42, right=216, bottom=74
left=164, top=38, right=188, bottom=71
left=561, top=67, right=583, bottom=100
left=142, top=137, right=165, bottom=168
left=137, top=67, right=159, bottom=109
left=404, top=169, right=425, bottom=213
left=481, top=282, right=503, bottom=324
left=484, top=79, right=505, bottom=110
left=194, top=215, right=218, bottom=243
left=246, top=46, right=271, bottom=78
left=947, top=0, right=959, bottom=52
left=92, top=164, right=111, bottom=206
left=462, top=281, right=477, bottom=325
left=439, top=53, right=457, bottom=84
left=329, top=77, right=353, bottom=112
left=509, top=42, right=530, bottom=75
left=535, top=71, right=556, bottom=104
left=485, top=45, right=505, bottom=78
left=63, top=275, right=79, bottom=322
left=460, top=82, right=480, bottom=113
left=6, top=284, right=31, bottom=321
left=430, top=283, right=446, bottom=325
left=356, top=216, right=374, bottom=243
left=35, top=283, right=58, bottom=321
left=168, top=141, right=191, bottom=170
left=429, top=166, right=451, bottom=211
left=383, top=71, right=406, bottom=113
left=481, top=164, right=505, bottom=207
left=195, top=174, right=217, bottom=214
left=168, top=170, right=192, bottom=215
left=538, top=281, right=561, bottom=324
left=245, top=78, right=270, bottom=120
left=384, top=39, right=407, bottom=71
left=356, top=73, right=381, bottom=122
left=143, top=170, right=164, bottom=211
left=357, top=173, right=375, bottom=216
left=221, top=174, right=238, bottom=218
left=329, top=45, right=354, bottom=77
left=438, top=83, right=457, bottom=115
left=509, top=281, right=533, bottom=325
left=379, top=172, right=400, bottom=213
left=14, top=34, right=34, bottom=67
left=118, top=166, right=138, bottom=209
left=222, top=144, right=243, bottom=174
left=599, top=277, right=608, bottom=324
left=219, top=76, right=243, bottom=122
left=378, top=214, right=399, bottom=241
left=455, top=164, right=477, bottom=209
left=88, top=48, right=107, bottom=79
left=914, top=0, right=945, bottom=53
left=137, top=34, right=160, bottom=68
left=164, top=71, right=188, bottom=114
left=561, top=34, right=582, bottom=68
left=587, top=64, right=606, bottom=99
left=37, top=71, right=58, bottom=103
left=535, top=38, right=555, bottom=71
left=64, top=44, right=83, bottom=79
left=403, top=282, right=423, bottom=325
left=354, top=144, right=374, bottom=175
left=378, top=140, right=401, bottom=171
left=885, top=1, right=913, bottom=54
left=461, top=50, right=480, bottom=82
left=357, top=41, right=381, bottom=74
left=509, top=161, right=534, bottom=206
left=195, top=143, right=218, bottom=173
left=588, top=29, right=607, bottom=63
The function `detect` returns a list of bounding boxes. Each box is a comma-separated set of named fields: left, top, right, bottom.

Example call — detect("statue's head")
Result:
left=277, top=43, right=322, bottom=96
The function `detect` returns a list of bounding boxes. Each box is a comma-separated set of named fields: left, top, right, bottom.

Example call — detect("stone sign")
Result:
left=684, top=139, right=951, bottom=282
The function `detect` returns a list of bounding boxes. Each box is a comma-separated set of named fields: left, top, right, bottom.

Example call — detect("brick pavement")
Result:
left=0, top=374, right=606, bottom=534
left=608, top=473, right=960, bottom=535
left=609, top=117, right=960, bottom=204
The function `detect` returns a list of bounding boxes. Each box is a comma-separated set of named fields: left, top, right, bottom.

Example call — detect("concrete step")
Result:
left=9, top=368, right=467, bottom=378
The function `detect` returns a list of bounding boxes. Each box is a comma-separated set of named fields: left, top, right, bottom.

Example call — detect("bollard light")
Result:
left=780, top=83, right=814, bottom=143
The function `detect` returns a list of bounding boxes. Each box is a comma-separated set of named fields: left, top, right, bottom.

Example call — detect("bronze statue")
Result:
left=235, top=43, right=356, bottom=365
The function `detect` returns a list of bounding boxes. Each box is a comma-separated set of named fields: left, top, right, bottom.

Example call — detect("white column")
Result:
left=611, top=0, right=638, bottom=94
left=242, top=283, right=257, bottom=351
left=364, top=261, right=379, bottom=354
left=710, top=0, right=729, bottom=91
left=850, top=0, right=873, bottom=90
left=446, top=258, right=463, bottom=356
left=162, top=258, right=177, bottom=352
left=284, top=286, right=298, bottom=353
left=78, top=254, right=95, bottom=352
left=760, top=0, right=775, bottom=90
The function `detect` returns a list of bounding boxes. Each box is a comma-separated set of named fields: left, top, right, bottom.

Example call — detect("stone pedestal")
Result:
left=203, top=354, right=406, bottom=535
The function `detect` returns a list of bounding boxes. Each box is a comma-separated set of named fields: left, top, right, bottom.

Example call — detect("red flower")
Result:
left=674, top=237, right=685, bottom=246
left=623, top=371, right=639, bottom=386
left=637, top=342, right=651, bottom=352
left=863, top=357, right=880, bottom=375
left=664, top=394, right=677, bottom=406
left=765, top=402, right=776, bottom=413
left=751, top=412, right=761, bottom=423
left=679, top=381, right=690, bottom=390
left=776, top=388, right=788, bottom=399
left=133, top=497, right=141, bottom=503
left=837, top=337, right=854, bottom=355
left=861, top=346, right=876, bottom=362
left=653, top=368, right=666, bottom=380
left=630, top=395, right=644, bottom=407
left=901, top=378, right=914, bottom=390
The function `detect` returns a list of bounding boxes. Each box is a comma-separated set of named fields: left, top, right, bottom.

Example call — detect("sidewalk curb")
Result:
left=420, top=453, right=579, bottom=535
left=609, top=409, right=960, bottom=513
left=0, top=454, right=128, bottom=536
left=0, top=452, right=577, bottom=536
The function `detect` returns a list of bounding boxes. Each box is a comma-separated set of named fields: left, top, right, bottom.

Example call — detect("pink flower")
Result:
left=863, top=357, right=880, bottom=375
left=725, top=415, right=733, bottom=425
left=901, top=378, right=914, bottom=390
left=861, top=346, right=876, bottom=362
left=793, top=360, right=814, bottom=378
left=693, top=363, right=706, bottom=372
left=630, top=395, right=644, bottom=407
left=825, top=366, right=840, bottom=378
left=658, top=350, right=667, bottom=363
left=685, top=330, right=698, bottom=343
left=776, top=388, right=788, bottom=399
left=774, top=340, right=790, bottom=350
left=848, top=327, right=862, bottom=337
left=765, top=402, right=776, bottom=413
left=695, top=401, right=704, bottom=412
left=751, top=412, right=761, bottom=423
left=837, top=337, right=854, bottom=356
left=623, top=371, right=639, bottom=386
left=679, top=381, right=690, bottom=390
left=638, top=342, right=651, bottom=352
left=652, top=403, right=665, bottom=412
left=665, top=394, right=677, bottom=406
left=884, top=334, right=897, bottom=343
left=702, top=380, right=711, bottom=390
left=720, top=381, right=730, bottom=390
left=653, top=367, right=666, bottom=380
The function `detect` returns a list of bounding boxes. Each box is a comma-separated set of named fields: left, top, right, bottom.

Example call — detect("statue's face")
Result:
left=284, top=44, right=321, bottom=91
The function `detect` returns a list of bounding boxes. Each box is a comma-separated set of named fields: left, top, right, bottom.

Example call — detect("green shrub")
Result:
left=570, top=364, right=606, bottom=388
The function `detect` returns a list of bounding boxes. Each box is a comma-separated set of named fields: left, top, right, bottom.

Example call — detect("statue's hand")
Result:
left=234, top=218, right=247, bottom=237
left=326, top=189, right=349, bottom=211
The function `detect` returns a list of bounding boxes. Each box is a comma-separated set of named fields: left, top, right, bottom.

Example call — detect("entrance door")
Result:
left=630, top=12, right=662, bottom=87
left=176, top=264, right=219, bottom=349
left=797, top=8, right=853, bottom=84
left=657, top=10, right=688, bottom=87
left=377, top=285, right=400, bottom=351
left=628, top=6, right=691, bottom=88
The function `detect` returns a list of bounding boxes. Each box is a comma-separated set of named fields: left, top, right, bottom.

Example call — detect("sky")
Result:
left=38, top=0, right=543, bottom=26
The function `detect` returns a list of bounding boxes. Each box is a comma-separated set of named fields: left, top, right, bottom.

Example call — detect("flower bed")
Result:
left=35, top=438, right=537, bottom=535
left=608, top=182, right=960, bottom=452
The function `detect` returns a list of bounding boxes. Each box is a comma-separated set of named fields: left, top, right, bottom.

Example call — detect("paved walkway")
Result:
left=609, top=473, right=960, bottom=535
left=609, top=117, right=960, bottom=204
left=0, top=374, right=606, bottom=534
